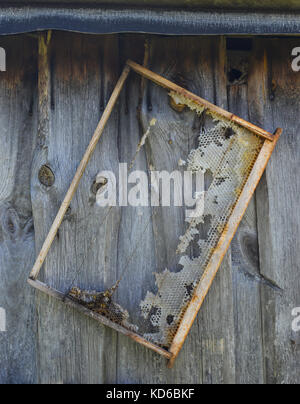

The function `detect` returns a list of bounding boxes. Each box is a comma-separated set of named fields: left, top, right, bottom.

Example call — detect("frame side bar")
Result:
left=126, top=60, right=275, bottom=142
left=28, top=279, right=172, bottom=360
left=167, top=128, right=282, bottom=368
left=29, top=65, right=131, bottom=280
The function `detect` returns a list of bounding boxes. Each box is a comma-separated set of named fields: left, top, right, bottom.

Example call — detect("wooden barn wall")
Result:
left=0, top=32, right=299, bottom=384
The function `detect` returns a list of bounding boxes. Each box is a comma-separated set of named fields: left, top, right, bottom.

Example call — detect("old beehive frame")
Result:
left=28, top=60, right=282, bottom=367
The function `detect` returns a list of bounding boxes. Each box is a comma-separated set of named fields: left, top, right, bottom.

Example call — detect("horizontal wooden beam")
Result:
left=127, top=60, right=275, bottom=142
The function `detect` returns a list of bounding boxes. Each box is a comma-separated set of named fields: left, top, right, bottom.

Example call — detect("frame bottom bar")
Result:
left=28, top=278, right=172, bottom=360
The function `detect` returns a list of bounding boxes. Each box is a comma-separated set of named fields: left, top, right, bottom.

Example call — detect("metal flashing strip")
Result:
left=1, top=6, right=300, bottom=36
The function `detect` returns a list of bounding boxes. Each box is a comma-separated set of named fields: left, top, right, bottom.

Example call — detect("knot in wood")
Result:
left=91, top=175, right=108, bottom=195
left=38, top=165, right=55, bottom=187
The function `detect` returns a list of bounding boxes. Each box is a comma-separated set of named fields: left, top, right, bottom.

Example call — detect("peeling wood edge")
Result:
left=37, top=31, right=51, bottom=145
left=126, top=60, right=275, bottom=142
left=167, top=128, right=282, bottom=368
left=27, top=278, right=172, bottom=360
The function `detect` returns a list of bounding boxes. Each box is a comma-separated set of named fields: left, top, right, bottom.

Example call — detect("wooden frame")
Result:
left=28, top=59, right=282, bottom=367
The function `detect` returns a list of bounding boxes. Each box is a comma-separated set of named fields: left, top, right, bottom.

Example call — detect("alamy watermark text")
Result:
left=292, top=307, right=300, bottom=332
left=0, top=47, right=6, bottom=72
left=96, top=163, right=205, bottom=219
left=292, top=47, right=300, bottom=72
left=0, top=308, right=6, bottom=332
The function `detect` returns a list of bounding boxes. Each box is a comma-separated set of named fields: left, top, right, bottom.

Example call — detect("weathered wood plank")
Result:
left=113, top=35, right=171, bottom=383
left=30, top=48, right=130, bottom=281
left=127, top=60, right=274, bottom=141
left=0, top=32, right=295, bottom=384
left=248, top=38, right=300, bottom=384
left=31, top=32, right=120, bottom=383
left=191, top=36, right=236, bottom=385
left=228, top=77, right=264, bottom=383
left=0, top=36, right=38, bottom=384
left=114, top=36, right=236, bottom=383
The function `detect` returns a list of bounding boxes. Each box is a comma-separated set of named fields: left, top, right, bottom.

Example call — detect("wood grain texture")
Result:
left=228, top=82, right=264, bottom=384
left=113, top=35, right=170, bottom=383
left=0, top=32, right=299, bottom=384
left=31, top=32, right=121, bottom=383
left=0, top=36, right=38, bottom=383
left=116, top=35, right=205, bottom=383
left=132, top=36, right=235, bottom=383
left=248, top=38, right=300, bottom=384
left=127, top=60, right=274, bottom=141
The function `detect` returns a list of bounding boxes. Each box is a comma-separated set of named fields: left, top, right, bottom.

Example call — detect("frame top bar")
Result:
left=127, top=59, right=276, bottom=142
